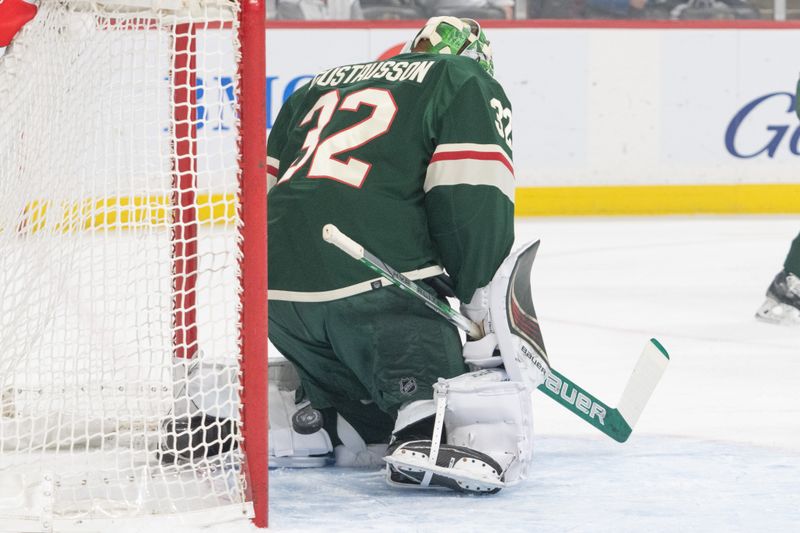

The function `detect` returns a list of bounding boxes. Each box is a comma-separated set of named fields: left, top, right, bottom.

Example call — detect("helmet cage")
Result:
left=459, top=21, right=494, bottom=77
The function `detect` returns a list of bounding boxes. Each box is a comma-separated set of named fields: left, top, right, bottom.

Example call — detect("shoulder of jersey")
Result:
left=435, top=55, right=500, bottom=94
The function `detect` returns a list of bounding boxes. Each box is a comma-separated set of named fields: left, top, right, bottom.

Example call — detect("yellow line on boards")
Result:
left=514, top=184, right=800, bottom=216
left=9, top=184, right=800, bottom=235
left=13, top=193, right=238, bottom=234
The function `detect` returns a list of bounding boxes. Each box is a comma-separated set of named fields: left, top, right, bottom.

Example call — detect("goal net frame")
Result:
left=0, top=0, right=268, bottom=529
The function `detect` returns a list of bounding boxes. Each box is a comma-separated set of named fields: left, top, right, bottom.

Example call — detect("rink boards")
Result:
left=262, top=22, right=800, bottom=215
left=46, top=22, right=798, bottom=216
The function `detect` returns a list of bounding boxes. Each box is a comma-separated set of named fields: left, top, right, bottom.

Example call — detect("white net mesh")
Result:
left=0, top=0, right=253, bottom=527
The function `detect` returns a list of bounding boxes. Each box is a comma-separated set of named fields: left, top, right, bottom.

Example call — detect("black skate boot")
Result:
left=755, top=270, right=800, bottom=325
left=384, top=439, right=504, bottom=494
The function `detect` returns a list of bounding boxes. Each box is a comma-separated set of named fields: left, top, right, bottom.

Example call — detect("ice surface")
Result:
left=119, top=215, right=800, bottom=532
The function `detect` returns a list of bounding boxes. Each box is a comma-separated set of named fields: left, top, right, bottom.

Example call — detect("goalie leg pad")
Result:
left=158, top=414, right=238, bottom=465
left=268, top=358, right=333, bottom=467
left=333, top=414, right=388, bottom=468
left=269, top=386, right=334, bottom=468
left=436, top=369, right=534, bottom=485
left=267, top=359, right=385, bottom=468
left=384, top=369, right=534, bottom=491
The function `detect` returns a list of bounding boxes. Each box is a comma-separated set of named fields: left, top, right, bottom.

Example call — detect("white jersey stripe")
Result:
left=269, top=265, right=444, bottom=302
left=424, top=159, right=515, bottom=203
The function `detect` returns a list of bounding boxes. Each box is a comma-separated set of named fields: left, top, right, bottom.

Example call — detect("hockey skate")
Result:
left=755, top=270, right=800, bottom=325
left=384, top=439, right=504, bottom=495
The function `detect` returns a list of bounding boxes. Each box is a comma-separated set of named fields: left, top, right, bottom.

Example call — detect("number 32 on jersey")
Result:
left=490, top=98, right=512, bottom=149
left=278, top=88, right=397, bottom=188
left=278, top=89, right=512, bottom=189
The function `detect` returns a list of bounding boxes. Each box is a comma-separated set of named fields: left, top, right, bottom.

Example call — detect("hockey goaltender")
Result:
left=168, top=16, right=550, bottom=495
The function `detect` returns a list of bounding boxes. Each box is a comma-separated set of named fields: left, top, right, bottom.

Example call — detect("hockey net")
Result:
left=0, top=0, right=267, bottom=529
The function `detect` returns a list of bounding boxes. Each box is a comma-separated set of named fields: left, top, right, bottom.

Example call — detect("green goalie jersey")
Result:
left=267, top=53, right=515, bottom=303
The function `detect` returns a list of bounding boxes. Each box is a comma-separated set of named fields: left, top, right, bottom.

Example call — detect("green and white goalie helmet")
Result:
left=401, top=16, right=495, bottom=77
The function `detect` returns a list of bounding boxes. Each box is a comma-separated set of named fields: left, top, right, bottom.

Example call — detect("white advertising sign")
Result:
left=265, top=26, right=800, bottom=188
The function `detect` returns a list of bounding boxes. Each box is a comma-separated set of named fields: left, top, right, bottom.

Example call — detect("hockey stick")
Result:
left=322, top=224, right=669, bottom=443
left=321, top=224, right=482, bottom=338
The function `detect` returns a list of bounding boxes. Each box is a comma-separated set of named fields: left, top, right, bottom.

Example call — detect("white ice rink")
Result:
left=124, top=214, right=800, bottom=533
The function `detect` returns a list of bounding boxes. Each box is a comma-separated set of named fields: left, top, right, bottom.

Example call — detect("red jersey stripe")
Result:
left=431, top=150, right=513, bottom=175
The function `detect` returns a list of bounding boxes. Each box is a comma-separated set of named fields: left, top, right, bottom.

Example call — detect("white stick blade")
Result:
left=616, top=339, right=669, bottom=429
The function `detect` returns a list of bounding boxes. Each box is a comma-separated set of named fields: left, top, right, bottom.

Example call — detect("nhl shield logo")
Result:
left=399, top=377, right=417, bottom=396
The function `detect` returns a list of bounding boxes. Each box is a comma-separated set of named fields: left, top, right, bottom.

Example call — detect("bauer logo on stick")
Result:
left=544, top=374, right=608, bottom=425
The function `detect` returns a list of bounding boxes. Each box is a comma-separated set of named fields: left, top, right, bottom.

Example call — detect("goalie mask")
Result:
left=402, top=16, right=495, bottom=77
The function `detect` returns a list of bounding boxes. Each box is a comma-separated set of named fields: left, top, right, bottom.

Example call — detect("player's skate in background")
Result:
left=756, top=233, right=800, bottom=325
left=755, top=77, right=800, bottom=326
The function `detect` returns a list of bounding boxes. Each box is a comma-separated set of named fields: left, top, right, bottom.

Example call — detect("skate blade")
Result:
left=755, top=298, right=800, bottom=325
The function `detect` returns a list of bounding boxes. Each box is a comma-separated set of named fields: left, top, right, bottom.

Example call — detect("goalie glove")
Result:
left=460, top=241, right=551, bottom=391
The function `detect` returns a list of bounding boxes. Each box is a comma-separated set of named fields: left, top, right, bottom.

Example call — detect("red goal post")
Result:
left=239, top=0, right=269, bottom=528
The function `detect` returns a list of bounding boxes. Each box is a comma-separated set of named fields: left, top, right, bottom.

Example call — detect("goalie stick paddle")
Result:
left=501, top=240, right=669, bottom=442
left=322, top=224, right=669, bottom=443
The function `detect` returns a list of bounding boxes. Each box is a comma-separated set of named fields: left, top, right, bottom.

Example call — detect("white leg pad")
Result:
left=435, top=369, right=534, bottom=485
left=334, top=415, right=388, bottom=468
left=268, top=386, right=333, bottom=468
left=392, top=399, right=437, bottom=435
left=168, top=354, right=240, bottom=420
